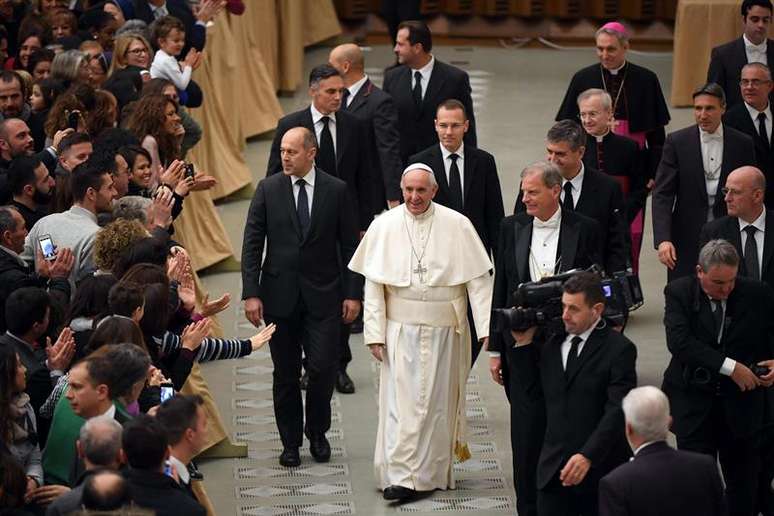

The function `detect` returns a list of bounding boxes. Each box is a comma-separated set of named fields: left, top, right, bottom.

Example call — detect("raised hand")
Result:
left=46, top=327, right=75, bottom=372
left=181, top=318, right=213, bottom=351
left=200, top=292, right=231, bottom=317
left=249, top=323, right=277, bottom=351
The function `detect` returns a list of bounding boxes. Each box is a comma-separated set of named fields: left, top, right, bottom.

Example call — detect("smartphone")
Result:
left=66, top=110, right=79, bottom=131
left=38, top=235, right=56, bottom=261
left=184, top=163, right=195, bottom=180
left=160, top=383, right=175, bottom=403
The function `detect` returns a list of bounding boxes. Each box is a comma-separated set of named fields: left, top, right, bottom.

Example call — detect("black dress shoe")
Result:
left=383, top=485, right=417, bottom=501
left=279, top=447, right=301, bottom=467
left=308, top=434, right=331, bottom=463
left=299, top=371, right=309, bottom=390
left=335, top=370, right=355, bottom=394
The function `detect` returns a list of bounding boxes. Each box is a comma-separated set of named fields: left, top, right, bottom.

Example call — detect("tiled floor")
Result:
left=195, top=44, right=695, bottom=515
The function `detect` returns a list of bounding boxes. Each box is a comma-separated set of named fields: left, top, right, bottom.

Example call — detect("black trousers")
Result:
left=339, top=322, right=352, bottom=370
left=265, top=301, right=341, bottom=449
left=468, top=301, right=482, bottom=366
left=507, top=346, right=545, bottom=516
left=537, top=475, right=598, bottom=516
left=676, top=399, right=761, bottom=516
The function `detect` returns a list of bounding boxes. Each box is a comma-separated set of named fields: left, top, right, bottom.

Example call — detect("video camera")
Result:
left=491, top=266, right=644, bottom=333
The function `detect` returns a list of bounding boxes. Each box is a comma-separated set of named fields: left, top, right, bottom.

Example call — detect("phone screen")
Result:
left=160, top=385, right=175, bottom=403
left=39, top=236, right=55, bottom=260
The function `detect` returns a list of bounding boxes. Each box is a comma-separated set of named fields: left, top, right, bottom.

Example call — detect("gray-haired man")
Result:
left=662, top=239, right=774, bottom=516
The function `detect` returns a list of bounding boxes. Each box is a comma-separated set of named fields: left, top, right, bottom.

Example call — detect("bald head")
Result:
left=724, top=166, right=766, bottom=221
left=329, top=44, right=365, bottom=84
left=280, top=127, right=317, bottom=177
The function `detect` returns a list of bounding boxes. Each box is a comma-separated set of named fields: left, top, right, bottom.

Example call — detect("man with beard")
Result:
left=0, top=118, right=64, bottom=204
left=22, top=158, right=117, bottom=289
left=0, top=71, right=46, bottom=149
left=8, top=155, right=55, bottom=230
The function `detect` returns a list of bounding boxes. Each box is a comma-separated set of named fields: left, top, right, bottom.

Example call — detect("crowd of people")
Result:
left=241, top=2, right=774, bottom=516
left=0, top=1, right=289, bottom=515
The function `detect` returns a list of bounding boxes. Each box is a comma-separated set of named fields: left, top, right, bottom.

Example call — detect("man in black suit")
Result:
left=489, top=161, right=601, bottom=516
left=708, top=0, right=774, bottom=109
left=266, top=64, right=372, bottom=230
left=662, top=239, right=774, bottom=516
left=653, top=83, right=757, bottom=280
left=382, top=20, right=477, bottom=164
left=723, top=63, right=774, bottom=206
left=515, top=120, right=629, bottom=275
left=509, top=272, right=637, bottom=516
left=598, top=386, right=727, bottom=516
left=242, top=127, right=362, bottom=468
left=123, top=415, right=206, bottom=516
left=329, top=43, right=403, bottom=211
left=409, top=99, right=503, bottom=364
left=133, top=0, right=223, bottom=51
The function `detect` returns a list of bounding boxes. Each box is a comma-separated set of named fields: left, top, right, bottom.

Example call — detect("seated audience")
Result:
left=122, top=414, right=205, bottom=516
left=45, top=416, right=123, bottom=516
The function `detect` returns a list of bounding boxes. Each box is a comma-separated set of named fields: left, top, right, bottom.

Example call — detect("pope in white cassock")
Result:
left=348, top=163, right=493, bottom=501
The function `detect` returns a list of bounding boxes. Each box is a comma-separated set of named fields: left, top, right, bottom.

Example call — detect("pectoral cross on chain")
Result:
left=413, top=260, right=428, bottom=283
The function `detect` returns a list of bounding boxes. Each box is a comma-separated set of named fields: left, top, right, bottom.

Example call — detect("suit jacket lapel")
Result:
left=558, top=213, right=578, bottom=273
left=302, top=108, right=315, bottom=133
left=514, top=216, right=532, bottom=282
left=335, top=116, right=347, bottom=166
left=305, top=171, right=326, bottom=243
left=347, top=79, right=370, bottom=113
left=575, top=169, right=594, bottom=212
left=689, top=126, right=710, bottom=207
left=284, top=175, right=302, bottom=239
left=565, top=327, right=605, bottom=386
left=423, top=64, right=443, bottom=110
left=463, top=149, right=476, bottom=207
left=432, top=146, right=450, bottom=194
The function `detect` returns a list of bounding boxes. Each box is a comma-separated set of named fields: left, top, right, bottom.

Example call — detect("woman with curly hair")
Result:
left=93, top=218, right=149, bottom=273
left=87, top=89, right=118, bottom=138
left=44, top=83, right=96, bottom=138
left=123, top=94, right=183, bottom=183
left=142, top=78, right=202, bottom=158
left=0, top=346, right=43, bottom=499
left=50, top=49, right=90, bottom=87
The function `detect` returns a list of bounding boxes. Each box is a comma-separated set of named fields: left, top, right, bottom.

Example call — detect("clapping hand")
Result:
left=190, top=172, right=217, bottom=191
left=46, top=327, right=75, bottom=372
left=200, top=292, right=231, bottom=317
left=159, top=160, right=185, bottom=190
left=249, top=323, right=277, bottom=351
left=36, top=247, right=74, bottom=279
left=181, top=318, right=213, bottom=351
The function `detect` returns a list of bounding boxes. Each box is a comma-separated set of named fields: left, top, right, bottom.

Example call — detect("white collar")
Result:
left=310, top=104, right=336, bottom=126
left=168, top=455, right=190, bottom=485
left=592, top=129, right=610, bottom=143
left=745, top=101, right=772, bottom=121
left=413, top=55, right=435, bottom=78
left=739, top=207, right=766, bottom=231
left=441, top=142, right=464, bottom=160
left=292, top=167, right=316, bottom=186
left=699, top=123, right=724, bottom=140
left=348, top=75, right=368, bottom=99
left=534, top=205, right=562, bottom=226
left=606, top=61, right=626, bottom=76
left=744, top=33, right=768, bottom=51
left=565, top=162, right=585, bottom=190
left=100, top=403, right=116, bottom=419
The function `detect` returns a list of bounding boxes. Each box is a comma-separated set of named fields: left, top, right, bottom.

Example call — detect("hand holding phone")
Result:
left=38, top=235, right=56, bottom=261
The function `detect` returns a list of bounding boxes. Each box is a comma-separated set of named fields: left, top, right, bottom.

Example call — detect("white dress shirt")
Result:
left=440, top=142, right=465, bottom=191
left=292, top=167, right=315, bottom=214
left=529, top=207, right=562, bottom=282
left=411, top=56, right=435, bottom=99
left=560, top=317, right=599, bottom=369
left=168, top=455, right=190, bottom=486
left=705, top=295, right=736, bottom=376
left=310, top=104, right=337, bottom=153
left=745, top=101, right=773, bottom=145
left=561, top=163, right=585, bottom=209
left=699, top=124, right=724, bottom=221
left=744, top=34, right=768, bottom=65
left=346, top=75, right=368, bottom=107
left=739, top=208, right=766, bottom=275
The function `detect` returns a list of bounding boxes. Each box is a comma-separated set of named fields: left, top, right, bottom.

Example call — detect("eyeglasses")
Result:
left=740, top=79, right=772, bottom=87
left=126, top=48, right=149, bottom=56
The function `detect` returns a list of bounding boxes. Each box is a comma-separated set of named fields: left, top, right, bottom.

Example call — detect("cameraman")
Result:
left=663, top=239, right=774, bottom=516
left=509, top=272, right=636, bottom=516
left=489, top=161, right=601, bottom=516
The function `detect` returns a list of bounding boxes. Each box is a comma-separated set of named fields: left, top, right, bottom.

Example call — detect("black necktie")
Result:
left=448, top=153, right=463, bottom=211
left=341, top=88, right=350, bottom=110
left=413, top=71, right=423, bottom=111
left=317, top=116, right=336, bottom=176
left=296, top=178, right=310, bottom=238
left=563, top=182, right=575, bottom=211
left=565, top=336, right=582, bottom=377
left=759, top=112, right=770, bottom=149
left=744, top=225, right=760, bottom=280
left=711, top=300, right=724, bottom=342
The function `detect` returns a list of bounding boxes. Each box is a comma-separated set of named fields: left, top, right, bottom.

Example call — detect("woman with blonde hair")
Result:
left=109, top=34, right=152, bottom=76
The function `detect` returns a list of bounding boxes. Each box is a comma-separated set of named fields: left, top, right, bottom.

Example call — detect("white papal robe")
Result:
left=349, top=203, right=493, bottom=491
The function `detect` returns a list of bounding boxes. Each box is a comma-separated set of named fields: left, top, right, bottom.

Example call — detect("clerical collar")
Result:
left=739, top=207, right=766, bottom=233
left=348, top=74, right=368, bottom=101
left=413, top=55, right=435, bottom=79
left=592, top=129, right=610, bottom=143
left=310, top=104, right=336, bottom=125
left=744, top=33, right=767, bottom=52
left=605, top=61, right=627, bottom=76
left=441, top=142, right=464, bottom=160
left=405, top=201, right=434, bottom=220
